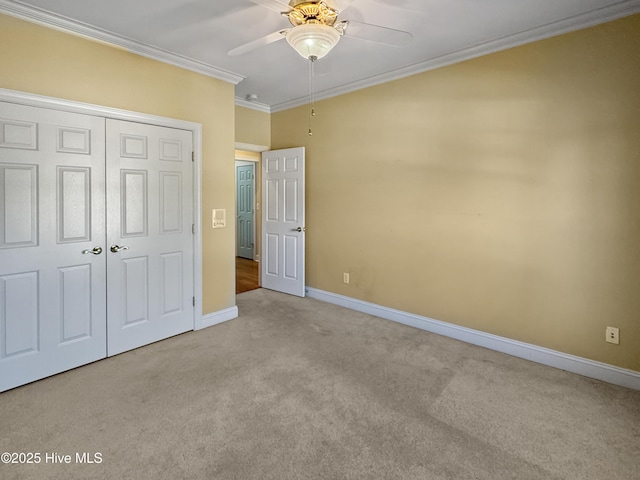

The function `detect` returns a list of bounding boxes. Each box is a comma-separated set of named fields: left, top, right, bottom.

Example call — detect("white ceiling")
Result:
left=2, top=0, right=639, bottom=111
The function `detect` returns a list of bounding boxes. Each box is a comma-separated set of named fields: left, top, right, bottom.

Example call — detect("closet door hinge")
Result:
left=192, top=297, right=195, bottom=307
left=192, top=151, right=194, bottom=162
left=192, top=224, right=195, bottom=234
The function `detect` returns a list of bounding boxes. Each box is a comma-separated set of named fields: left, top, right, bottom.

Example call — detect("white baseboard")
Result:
left=306, top=288, right=640, bottom=391
left=197, top=306, right=238, bottom=330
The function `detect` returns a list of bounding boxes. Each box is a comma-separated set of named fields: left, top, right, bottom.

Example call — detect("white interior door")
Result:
left=261, top=147, right=305, bottom=297
left=0, top=102, right=107, bottom=392
left=106, top=120, right=194, bottom=356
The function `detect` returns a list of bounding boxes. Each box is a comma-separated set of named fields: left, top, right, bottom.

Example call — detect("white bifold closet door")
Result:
left=105, top=120, right=193, bottom=356
left=0, top=103, right=194, bottom=392
left=0, top=103, right=107, bottom=391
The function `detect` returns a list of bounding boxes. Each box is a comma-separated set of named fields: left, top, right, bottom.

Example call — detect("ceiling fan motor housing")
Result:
left=288, top=1, right=339, bottom=27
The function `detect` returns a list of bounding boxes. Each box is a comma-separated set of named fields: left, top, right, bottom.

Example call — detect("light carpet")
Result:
left=1, top=288, right=639, bottom=479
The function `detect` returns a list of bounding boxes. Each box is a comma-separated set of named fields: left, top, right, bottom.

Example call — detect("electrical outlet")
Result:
left=605, top=326, right=619, bottom=345
left=343, top=272, right=350, bottom=284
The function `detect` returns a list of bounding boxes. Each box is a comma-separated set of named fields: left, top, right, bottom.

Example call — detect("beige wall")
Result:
left=235, top=106, right=270, bottom=147
left=0, top=14, right=236, bottom=315
left=272, top=14, right=640, bottom=371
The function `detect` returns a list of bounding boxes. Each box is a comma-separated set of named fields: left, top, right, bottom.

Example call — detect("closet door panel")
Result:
left=0, top=102, right=106, bottom=393
left=106, top=120, right=193, bottom=356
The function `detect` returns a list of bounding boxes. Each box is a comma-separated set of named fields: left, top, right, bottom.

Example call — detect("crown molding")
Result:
left=3, top=0, right=638, bottom=109
left=271, top=0, right=640, bottom=112
left=0, top=0, right=245, bottom=85
left=235, top=96, right=272, bottom=113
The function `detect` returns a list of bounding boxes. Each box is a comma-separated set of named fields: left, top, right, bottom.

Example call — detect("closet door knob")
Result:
left=110, top=245, right=130, bottom=253
left=81, top=246, right=103, bottom=255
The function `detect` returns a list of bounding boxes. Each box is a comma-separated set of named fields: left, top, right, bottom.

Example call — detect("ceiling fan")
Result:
left=228, top=0, right=414, bottom=60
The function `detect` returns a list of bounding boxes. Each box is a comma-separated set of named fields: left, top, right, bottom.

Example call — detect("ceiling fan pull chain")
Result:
left=308, top=55, right=317, bottom=136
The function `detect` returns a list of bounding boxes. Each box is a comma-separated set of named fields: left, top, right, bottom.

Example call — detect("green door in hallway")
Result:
left=236, top=164, right=255, bottom=259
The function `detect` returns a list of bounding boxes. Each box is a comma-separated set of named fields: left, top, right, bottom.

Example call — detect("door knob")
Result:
left=290, top=227, right=305, bottom=232
left=81, top=246, right=103, bottom=255
left=110, top=244, right=130, bottom=253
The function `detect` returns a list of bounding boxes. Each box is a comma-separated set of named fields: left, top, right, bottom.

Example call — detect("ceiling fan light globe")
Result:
left=286, top=24, right=340, bottom=59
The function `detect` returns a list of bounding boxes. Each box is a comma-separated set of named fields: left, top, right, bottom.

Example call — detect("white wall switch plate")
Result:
left=212, top=209, right=226, bottom=228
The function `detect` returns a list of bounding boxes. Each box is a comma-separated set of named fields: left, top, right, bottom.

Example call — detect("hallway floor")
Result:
left=236, top=257, right=259, bottom=294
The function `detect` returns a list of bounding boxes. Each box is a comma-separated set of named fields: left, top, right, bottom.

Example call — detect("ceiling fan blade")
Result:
left=227, top=30, right=288, bottom=56
left=372, top=0, right=430, bottom=11
left=330, top=0, right=356, bottom=12
left=343, top=20, right=413, bottom=47
left=249, top=0, right=293, bottom=13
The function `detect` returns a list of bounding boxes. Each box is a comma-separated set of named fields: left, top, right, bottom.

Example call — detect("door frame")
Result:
left=235, top=143, right=267, bottom=282
left=0, top=88, right=205, bottom=329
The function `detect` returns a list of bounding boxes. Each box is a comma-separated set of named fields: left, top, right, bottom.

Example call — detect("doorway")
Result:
left=236, top=162, right=255, bottom=259
left=235, top=157, right=259, bottom=293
